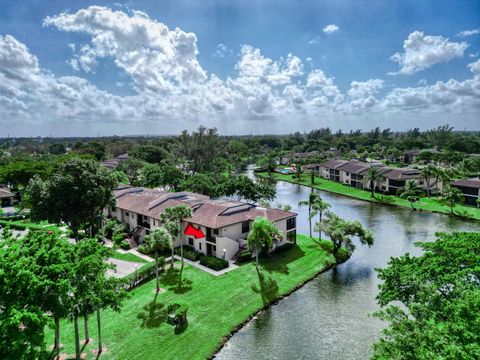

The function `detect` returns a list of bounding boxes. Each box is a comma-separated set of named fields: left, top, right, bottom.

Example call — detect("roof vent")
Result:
left=219, top=203, right=255, bottom=216
left=148, top=192, right=188, bottom=210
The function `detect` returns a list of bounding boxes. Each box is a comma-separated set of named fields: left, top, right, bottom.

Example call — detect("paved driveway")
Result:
left=107, top=258, right=143, bottom=278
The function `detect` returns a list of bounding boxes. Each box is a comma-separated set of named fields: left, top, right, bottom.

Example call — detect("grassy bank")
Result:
left=110, top=251, right=150, bottom=264
left=45, top=235, right=336, bottom=359
left=257, top=171, right=480, bottom=221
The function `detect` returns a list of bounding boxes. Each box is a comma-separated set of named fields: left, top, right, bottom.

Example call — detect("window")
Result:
left=346, top=172, right=350, bottom=176
left=188, top=238, right=194, bottom=246
left=286, top=217, right=296, bottom=231
left=242, top=221, right=250, bottom=233
left=199, top=243, right=202, bottom=251
left=287, top=230, right=296, bottom=243
left=125, top=211, right=129, bottom=217
left=213, top=228, right=219, bottom=235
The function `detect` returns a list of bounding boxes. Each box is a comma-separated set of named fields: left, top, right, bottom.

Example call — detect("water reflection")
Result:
left=216, top=167, right=480, bottom=360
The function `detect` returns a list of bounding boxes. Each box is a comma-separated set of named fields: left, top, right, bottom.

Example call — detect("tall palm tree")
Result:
left=311, top=196, right=331, bottom=240
left=298, top=190, right=320, bottom=238
left=247, top=217, right=281, bottom=272
left=142, top=227, right=171, bottom=293
left=160, top=205, right=193, bottom=274
left=398, top=180, right=423, bottom=210
left=420, top=164, right=435, bottom=197
left=363, top=167, right=384, bottom=197
left=440, top=185, right=464, bottom=214
left=295, top=162, right=303, bottom=181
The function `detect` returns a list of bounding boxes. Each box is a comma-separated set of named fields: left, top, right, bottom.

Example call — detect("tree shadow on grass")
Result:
left=162, top=267, right=193, bottom=294
left=251, top=271, right=279, bottom=305
left=137, top=301, right=167, bottom=329
left=260, top=244, right=305, bottom=274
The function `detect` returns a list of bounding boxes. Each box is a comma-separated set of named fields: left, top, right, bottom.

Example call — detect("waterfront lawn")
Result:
left=258, top=172, right=480, bottom=220
left=110, top=251, right=150, bottom=264
left=45, top=235, right=334, bottom=360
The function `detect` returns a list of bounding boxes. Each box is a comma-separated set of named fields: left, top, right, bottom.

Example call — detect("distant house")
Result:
left=450, top=178, right=480, bottom=206
left=404, top=149, right=421, bottom=164
left=106, top=186, right=297, bottom=261
left=319, top=160, right=436, bottom=194
left=100, top=153, right=130, bottom=170
left=0, top=187, right=14, bottom=207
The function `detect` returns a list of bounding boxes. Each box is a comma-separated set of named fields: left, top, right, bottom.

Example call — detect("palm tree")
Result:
left=440, top=185, right=464, bottom=214
left=398, top=180, right=423, bottom=210
left=311, top=196, right=331, bottom=240
left=247, top=217, right=281, bottom=272
left=363, top=167, right=384, bottom=197
left=142, top=227, right=171, bottom=293
left=298, top=190, right=320, bottom=238
left=160, top=205, right=193, bottom=274
left=420, top=164, right=435, bottom=197
left=459, top=158, right=475, bottom=176
left=295, top=163, right=303, bottom=181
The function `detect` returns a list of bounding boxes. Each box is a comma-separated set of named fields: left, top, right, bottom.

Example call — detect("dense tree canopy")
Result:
left=373, top=232, right=480, bottom=360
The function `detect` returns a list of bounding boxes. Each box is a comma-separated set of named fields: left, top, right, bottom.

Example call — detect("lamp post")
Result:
left=223, top=248, right=226, bottom=260
left=134, top=264, right=138, bottom=284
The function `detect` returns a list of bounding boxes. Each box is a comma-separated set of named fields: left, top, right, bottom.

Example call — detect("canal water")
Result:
left=215, top=166, right=480, bottom=360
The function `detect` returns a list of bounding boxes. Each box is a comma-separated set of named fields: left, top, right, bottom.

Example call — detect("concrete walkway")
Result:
left=168, top=255, right=239, bottom=276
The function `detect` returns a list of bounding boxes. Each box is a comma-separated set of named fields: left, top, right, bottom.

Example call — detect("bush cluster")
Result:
left=236, top=249, right=253, bottom=263
left=174, top=246, right=201, bottom=261
left=199, top=255, right=229, bottom=271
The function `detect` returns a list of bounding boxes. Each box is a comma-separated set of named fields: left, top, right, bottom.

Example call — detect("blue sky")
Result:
left=0, top=0, right=479, bottom=136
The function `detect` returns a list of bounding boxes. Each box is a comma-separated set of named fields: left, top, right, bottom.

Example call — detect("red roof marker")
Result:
left=184, top=223, right=205, bottom=239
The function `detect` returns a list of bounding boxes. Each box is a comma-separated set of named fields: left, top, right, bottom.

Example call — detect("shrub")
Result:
left=167, top=303, right=188, bottom=333
left=174, top=247, right=201, bottom=261
left=274, top=242, right=294, bottom=254
left=120, top=240, right=131, bottom=250
left=236, top=250, right=253, bottom=263
left=113, top=233, right=126, bottom=245
left=200, top=255, right=229, bottom=271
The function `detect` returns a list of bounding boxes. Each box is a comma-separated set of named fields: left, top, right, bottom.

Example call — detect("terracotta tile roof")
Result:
left=321, top=159, right=349, bottom=169
left=0, top=187, right=14, bottom=199
left=113, top=187, right=296, bottom=228
left=383, top=168, right=422, bottom=180
left=451, top=178, right=480, bottom=189
left=339, top=161, right=373, bottom=174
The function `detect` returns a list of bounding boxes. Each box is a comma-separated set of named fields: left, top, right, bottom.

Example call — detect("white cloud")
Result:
left=43, top=6, right=207, bottom=92
left=390, top=31, right=469, bottom=75
left=457, top=28, right=480, bottom=37
left=323, top=24, right=339, bottom=34
left=0, top=7, right=479, bottom=134
left=348, top=79, right=384, bottom=98
left=213, top=43, right=232, bottom=58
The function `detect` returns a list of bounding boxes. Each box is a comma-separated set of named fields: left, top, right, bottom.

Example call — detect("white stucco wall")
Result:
left=215, top=237, right=239, bottom=260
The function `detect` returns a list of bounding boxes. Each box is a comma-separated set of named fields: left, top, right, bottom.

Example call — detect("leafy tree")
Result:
left=49, top=143, right=66, bottom=155
left=440, top=185, right=464, bottom=214
left=224, top=175, right=275, bottom=203
left=141, top=228, right=171, bottom=293
left=28, top=158, right=116, bottom=241
left=372, top=232, right=480, bottom=360
left=0, top=231, right=75, bottom=360
left=428, top=124, right=454, bottom=150
left=294, top=162, right=304, bottom=180
left=247, top=217, right=281, bottom=272
left=316, top=211, right=374, bottom=261
left=257, top=151, right=277, bottom=175
left=363, top=167, right=384, bottom=197
left=398, top=180, right=423, bottom=210
left=298, top=190, right=320, bottom=238
left=118, top=158, right=144, bottom=186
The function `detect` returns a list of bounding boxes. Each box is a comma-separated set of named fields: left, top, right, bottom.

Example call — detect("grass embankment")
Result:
left=110, top=251, right=149, bottom=264
left=46, top=235, right=336, bottom=359
left=258, top=171, right=480, bottom=220
left=0, top=218, right=60, bottom=232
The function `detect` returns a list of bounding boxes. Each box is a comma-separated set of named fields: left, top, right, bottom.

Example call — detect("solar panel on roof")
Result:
left=219, top=203, right=255, bottom=216
left=148, top=192, right=188, bottom=210
left=116, top=187, right=143, bottom=198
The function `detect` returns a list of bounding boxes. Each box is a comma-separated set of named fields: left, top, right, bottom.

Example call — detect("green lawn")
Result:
left=258, top=171, right=480, bottom=220
left=110, top=251, right=150, bottom=264
left=0, top=218, right=60, bottom=232
left=45, top=235, right=335, bottom=359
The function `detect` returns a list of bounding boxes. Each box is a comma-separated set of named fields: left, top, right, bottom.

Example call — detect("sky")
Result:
left=0, top=0, right=479, bottom=137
